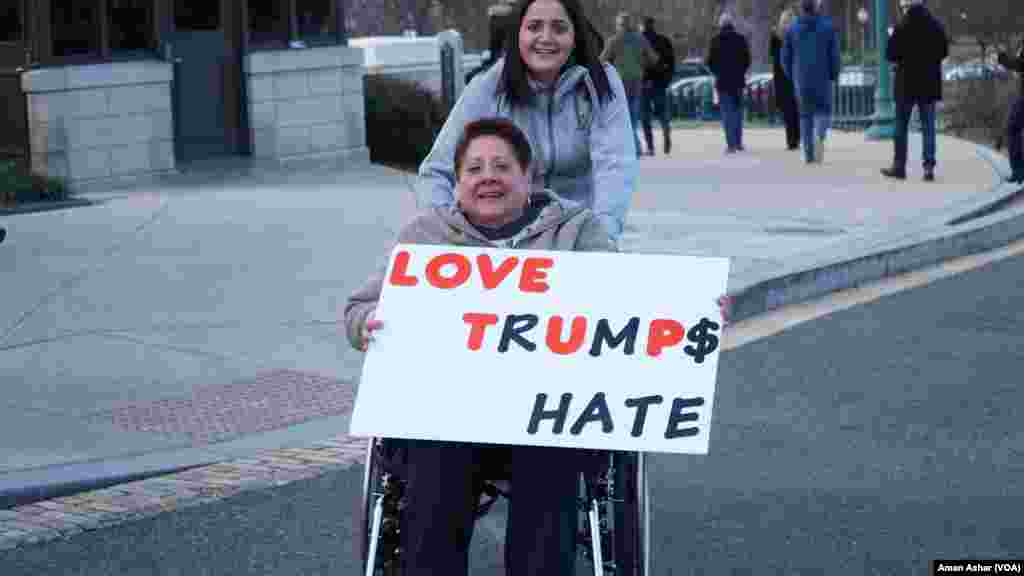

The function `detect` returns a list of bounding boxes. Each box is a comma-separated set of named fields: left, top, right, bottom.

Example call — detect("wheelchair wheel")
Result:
left=611, top=451, right=649, bottom=576
left=360, top=437, right=404, bottom=576
left=578, top=451, right=649, bottom=576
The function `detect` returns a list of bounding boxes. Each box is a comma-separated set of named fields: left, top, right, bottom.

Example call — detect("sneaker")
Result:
left=881, top=167, right=906, bottom=180
left=923, top=170, right=935, bottom=182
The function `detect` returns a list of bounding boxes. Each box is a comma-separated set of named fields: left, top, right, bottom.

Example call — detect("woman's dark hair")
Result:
left=497, top=0, right=614, bottom=107
left=454, top=118, right=533, bottom=177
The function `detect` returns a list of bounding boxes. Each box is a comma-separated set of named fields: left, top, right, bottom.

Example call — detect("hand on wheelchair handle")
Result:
left=360, top=312, right=384, bottom=352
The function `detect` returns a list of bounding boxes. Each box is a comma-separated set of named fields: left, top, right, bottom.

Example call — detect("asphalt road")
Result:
left=3, top=253, right=1023, bottom=575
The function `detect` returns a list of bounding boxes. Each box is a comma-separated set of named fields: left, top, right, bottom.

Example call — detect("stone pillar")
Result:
left=21, top=60, right=176, bottom=191
left=437, top=29, right=465, bottom=111
left=245, top=45, right=369, bottom=169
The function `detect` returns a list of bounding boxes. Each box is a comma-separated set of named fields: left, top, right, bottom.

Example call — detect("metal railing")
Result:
left=668, top=79, right=879, bottom=131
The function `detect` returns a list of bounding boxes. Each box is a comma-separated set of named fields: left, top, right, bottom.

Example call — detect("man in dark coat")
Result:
left=706, top=11, right=752, bottom=154
left=881, top=0, right=949, bottom=182
left=998, top=40, right=1024, bottom=184
left=641, top=16, right=676, bottom=156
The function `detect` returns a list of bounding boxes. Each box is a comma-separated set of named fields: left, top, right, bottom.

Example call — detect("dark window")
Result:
left=249, top=0, right=290, bottom=47
left=110, top=0, right=155, bottom=52
left=1, top=1, right=22, bottom=43
left=176, top=0, right=220, bottom=31
left=296, top=0, right=336, bottom=44
left=53, top=1, right=102, bottom=58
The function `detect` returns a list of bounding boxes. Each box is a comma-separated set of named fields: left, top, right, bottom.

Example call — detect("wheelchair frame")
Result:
left=359, top=437, right=650, bottom=575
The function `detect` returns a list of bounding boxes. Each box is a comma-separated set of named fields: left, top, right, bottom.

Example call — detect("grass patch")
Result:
left=0, top=160, right=71, bottom=207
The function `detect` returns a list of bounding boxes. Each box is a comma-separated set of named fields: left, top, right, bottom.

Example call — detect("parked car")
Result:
left=943, top=61, right=1009, bottom=82
left=672, top=58, right=712, bottom=83
left=838, top=65, right=876, bottom=87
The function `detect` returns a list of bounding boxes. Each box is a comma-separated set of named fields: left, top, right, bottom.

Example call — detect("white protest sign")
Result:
left=348, top=245, right=730, bottom=454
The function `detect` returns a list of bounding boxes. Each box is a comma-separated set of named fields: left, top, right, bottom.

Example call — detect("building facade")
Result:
left=0, top=0, right=368, bottom=190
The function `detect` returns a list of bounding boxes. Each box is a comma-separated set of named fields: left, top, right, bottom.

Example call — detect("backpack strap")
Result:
left=575, top=84, right=593, bottom=131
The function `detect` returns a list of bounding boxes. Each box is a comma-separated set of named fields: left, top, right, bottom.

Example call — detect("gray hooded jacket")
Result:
left=344, top=190, right=616, bottom=350
left=417, top=58, right=637, bottom=241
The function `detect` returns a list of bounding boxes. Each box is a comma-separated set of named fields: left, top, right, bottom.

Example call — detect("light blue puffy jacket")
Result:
left=416, top=57, right=638, bottom=240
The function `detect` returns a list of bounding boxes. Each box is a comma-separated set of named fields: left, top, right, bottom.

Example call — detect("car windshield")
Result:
left=675, top=63, right=708, bottom=79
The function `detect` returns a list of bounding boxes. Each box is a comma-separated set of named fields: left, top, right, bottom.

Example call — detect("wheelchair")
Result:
left=359, top=437, right=650, bottom=576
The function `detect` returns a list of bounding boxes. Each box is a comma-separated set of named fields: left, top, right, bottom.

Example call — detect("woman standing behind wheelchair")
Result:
left=418, top=0, right=636, bottom=244
left=345, top=117, right=615, bottom=575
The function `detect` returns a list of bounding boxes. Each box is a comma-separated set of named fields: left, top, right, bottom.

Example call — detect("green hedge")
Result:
left=364, top=75, right=447, bottom=171
left=0, top=161, right=69, bottom=206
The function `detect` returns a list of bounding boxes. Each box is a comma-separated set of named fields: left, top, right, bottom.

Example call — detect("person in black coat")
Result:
left=771, top=7, right=800, bottom=150
left=881, top=0, right=949, bottom=182
left=706, top=11, right=752, bottom=154
left=998, top=41, right=1024, bottom=184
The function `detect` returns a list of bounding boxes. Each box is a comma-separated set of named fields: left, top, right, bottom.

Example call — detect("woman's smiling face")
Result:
left=455, top=135, right=531, bottom=229
left=518, top=0, right=575, bottom=85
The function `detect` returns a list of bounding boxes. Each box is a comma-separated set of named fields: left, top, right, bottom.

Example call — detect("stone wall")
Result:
left=21, top=61, right=176, bottom=189
left=245, top=45, right=369, bottom=168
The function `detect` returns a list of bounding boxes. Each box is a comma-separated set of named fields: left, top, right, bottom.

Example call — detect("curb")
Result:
left=729, top=186, right=1024, bottom=323
left=0, top=435, right=368, bottom=552
left=0, top=198, right=98, bottom=216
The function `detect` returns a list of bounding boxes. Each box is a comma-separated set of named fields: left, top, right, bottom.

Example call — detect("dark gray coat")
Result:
left=887, top=5, right=949, bottom=103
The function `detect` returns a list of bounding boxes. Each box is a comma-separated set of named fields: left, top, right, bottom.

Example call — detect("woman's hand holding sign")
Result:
left=359, top=311, right=383, bottom=352
left=717, top=294, right=733, bottom=327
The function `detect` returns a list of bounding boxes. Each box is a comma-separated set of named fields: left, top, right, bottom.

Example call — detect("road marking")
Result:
left=721, top=236, right=1024, bottom=351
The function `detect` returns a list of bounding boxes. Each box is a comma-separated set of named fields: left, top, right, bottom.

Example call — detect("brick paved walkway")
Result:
left=0, top=435, right=368, bottom=551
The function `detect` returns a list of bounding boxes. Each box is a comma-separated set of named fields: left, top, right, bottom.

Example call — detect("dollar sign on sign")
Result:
left=684, top=318, right=720, bottom=364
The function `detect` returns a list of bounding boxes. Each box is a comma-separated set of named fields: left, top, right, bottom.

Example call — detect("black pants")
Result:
left=642, top=80, right=671, bottom=153
left=779, top=93, right=800, bottom=148
left=400, top=440, right=581, bottom=576
left=1008, top=94, right=1024, bottom=178
left=893, top=97, right=938, bottom=171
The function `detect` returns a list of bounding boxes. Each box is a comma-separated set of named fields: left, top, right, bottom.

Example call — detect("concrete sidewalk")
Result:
left=1, top=127, right=1023, bottom=549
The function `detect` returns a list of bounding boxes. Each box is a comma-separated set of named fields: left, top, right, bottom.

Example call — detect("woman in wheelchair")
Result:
left=344, top=117, right=616, bottom=575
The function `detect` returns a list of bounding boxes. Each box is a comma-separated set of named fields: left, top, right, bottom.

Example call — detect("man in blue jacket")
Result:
left=783, top=0, right=840, bottom=164
left=706, top=11, right=752, bottom=154
left=881, top=0, right=949, bottom=182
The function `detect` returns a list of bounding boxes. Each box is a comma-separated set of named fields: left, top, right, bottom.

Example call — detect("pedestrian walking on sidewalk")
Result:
left=601, top=11, right=659, bottom=158
left=418, top=0, right=637, bottom=243
left=783, top=0, right=840, bottom=164
left=998, top=40, right=1024, bottom=185
left=771, top=7, right=800, bottom=151
left=881, top=0, right=949, bottom=183
left=706, top=11, right=751, bottom=154
left=640, top=16, right=676, bottom=156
